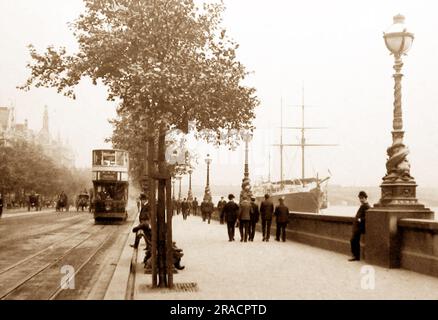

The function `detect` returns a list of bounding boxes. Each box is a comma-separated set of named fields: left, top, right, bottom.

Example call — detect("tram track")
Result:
left=0, top=222, right=97, bottom=276
left=0, top=224, right=108, bottom=300
left=47, top=230, right=116, bottom=300
left=0, top=212, right=88, bottom=245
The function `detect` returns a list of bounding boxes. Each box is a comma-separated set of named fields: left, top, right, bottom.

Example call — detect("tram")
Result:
left=91, top=149, right=129, bottom=222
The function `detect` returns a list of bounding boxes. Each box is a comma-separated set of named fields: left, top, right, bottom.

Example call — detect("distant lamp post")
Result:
left=203, top=154, right=213, bottom=202
left=378, top=14, right=419, bottom=207
left=176, top=176, right=182, bottom=200
left=172, top=179, right=176, bottom=200
left=240, top=130, right=253, bottom=202
left=187, top=168, right=194, bottom=202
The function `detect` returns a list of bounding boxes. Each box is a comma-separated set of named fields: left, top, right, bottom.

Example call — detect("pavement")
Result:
left=108, top=213, right=438, bottom=300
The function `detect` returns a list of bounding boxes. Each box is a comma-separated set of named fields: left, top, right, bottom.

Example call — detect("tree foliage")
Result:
left=20, top=0, right=259, bottom=186
left=0, top=140, right=90, bottom=200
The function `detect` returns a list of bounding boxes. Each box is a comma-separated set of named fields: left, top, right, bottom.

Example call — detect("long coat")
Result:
left=239, top=200, right=252, bottom=221
left=250, top=202, right=260, bottom=223
left=260, top=199, right=274, bottom=220
left=223, top=201, right=239, bottom=223
left=274, top=205, right=289, bottom=223
left=201, top=201, right=214, bottom=214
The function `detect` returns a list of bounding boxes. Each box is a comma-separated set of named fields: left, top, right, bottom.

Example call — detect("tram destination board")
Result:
left=99, top=171, right=118, bottom=181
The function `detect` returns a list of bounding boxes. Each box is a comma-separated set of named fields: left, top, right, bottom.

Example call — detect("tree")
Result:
left=0, top=139, right=90, bottom=205
left=20, top=0, right=259, bottom=287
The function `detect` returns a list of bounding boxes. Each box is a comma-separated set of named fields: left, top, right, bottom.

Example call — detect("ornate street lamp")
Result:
left=377, top=14, right=419, bottom=207
left=203, top=154, right=213, bottom=202
left=187, top=168, right=194, bottom=202
left=240, top=130, right=253, bottom=202
left=365, top=15, right=433, bottom=268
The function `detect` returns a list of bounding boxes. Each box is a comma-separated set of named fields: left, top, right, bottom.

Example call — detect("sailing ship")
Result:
left=253, top=90, right=335, bottom=213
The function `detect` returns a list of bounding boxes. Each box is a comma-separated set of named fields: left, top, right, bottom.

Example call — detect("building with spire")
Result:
left=0, top=105, right=75, bottom=168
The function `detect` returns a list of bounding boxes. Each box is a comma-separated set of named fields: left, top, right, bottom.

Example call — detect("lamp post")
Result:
left=203, top=154, right=213, bottom=202
left=187, top=168, right=193, bottom=202
left=377, top=14, right=420, bottom=207
left=240, top=130, right=253, bottom=202
left=365, top=15, right=433, bottom=268
left=172, top=179, right=176, bottom=200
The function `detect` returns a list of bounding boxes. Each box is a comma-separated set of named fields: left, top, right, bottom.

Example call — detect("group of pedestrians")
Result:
left=219, top=193, right=290, bottom=243
left=172, top=197, right=215, bottom=223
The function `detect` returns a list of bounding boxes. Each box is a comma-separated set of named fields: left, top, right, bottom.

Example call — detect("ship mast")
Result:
left=301, top=86, right=305, bottom=182
left=280, top=97, right=284, bottom=188
left=274, top=86, right=337, bottom=186
left=268, top=150, right=271, bottom=183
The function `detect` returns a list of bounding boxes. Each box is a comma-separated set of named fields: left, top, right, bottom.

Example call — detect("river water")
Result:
left=321, top=205, right=438, bottom=220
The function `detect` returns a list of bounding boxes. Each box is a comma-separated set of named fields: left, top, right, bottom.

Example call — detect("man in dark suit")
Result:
left=222, top=194, right=239, bottom=241
left=217, top=197, right=227, bottom=224
left=181, top=198, right=189, bottom=220
left=192, top=198, right=199, bottom=216
left=260, top=194, right=274, bottom=241
left=349, top=191, right=370, bottom=261
left=249, top=197, right=260, bottom=241
left=274, top=197, right=289, bottom=242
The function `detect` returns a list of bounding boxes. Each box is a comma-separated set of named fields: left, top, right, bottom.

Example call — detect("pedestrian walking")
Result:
left=249, top=197, right=260, bottom=241
left=274, top=197, right=289, bottom=242
left=176, top=199, right=181, bottom=215
left=260, top=194, right=274, bottom=241
left=349, top=191, right=370, bottom=261
left=217, top=197, right=227, bottom=224
left=181, top=198, right=189, bottom=220
left=201, top=199, right=214, bottom=224
left=222, top=194, right=239, bottom=241
left=238, top=196, right=252, bottom=242
left=192, top=198, right=199, bottom=216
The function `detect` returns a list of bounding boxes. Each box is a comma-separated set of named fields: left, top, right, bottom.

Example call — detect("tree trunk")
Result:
left=166, top=177, right=174, bottom=288
left=157, top=127, right=167, bottom=287
left=147, top=134, right=158, bottom=288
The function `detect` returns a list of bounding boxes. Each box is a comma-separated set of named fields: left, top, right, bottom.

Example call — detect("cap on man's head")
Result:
left=279, top=196, right=285, bottom=202
left=228, top=194, right=235, bottom=200
left=358, top=191, right=368, bottom=198
left=264, top=194, right=270, bottom=199
left=251, top=197, right=256, bottom=201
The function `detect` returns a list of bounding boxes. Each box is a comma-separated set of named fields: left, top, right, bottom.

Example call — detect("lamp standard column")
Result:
left=365, top=14, right=434, bottom=269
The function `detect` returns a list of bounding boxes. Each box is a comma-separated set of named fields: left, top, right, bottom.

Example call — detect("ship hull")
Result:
left=256, top=187, right=323, bottom=213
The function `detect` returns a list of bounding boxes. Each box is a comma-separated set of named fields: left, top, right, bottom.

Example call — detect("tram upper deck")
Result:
left=91, top=149, right=129, bottom=181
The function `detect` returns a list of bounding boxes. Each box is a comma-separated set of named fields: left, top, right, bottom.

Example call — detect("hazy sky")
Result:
left=1, top=0, right=438, bottom=190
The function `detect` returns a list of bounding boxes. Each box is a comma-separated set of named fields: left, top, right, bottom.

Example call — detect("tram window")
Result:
left=115, top=152, right=125, bottom=166
left=93, top=151, right=103, bottom=166
left=94, top=183, right=126, bottom=201
left=102, top=152, right=116, bottom=166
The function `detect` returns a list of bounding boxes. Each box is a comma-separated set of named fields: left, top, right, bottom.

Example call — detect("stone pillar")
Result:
left=365, top=204, right=433, bottom=268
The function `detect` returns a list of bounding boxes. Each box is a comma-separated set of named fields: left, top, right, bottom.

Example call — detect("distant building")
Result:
left=0, top=105, right=75, bottom=168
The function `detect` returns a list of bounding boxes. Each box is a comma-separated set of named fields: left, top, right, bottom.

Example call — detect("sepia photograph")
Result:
left=1, top=0, right=438, bottom=309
